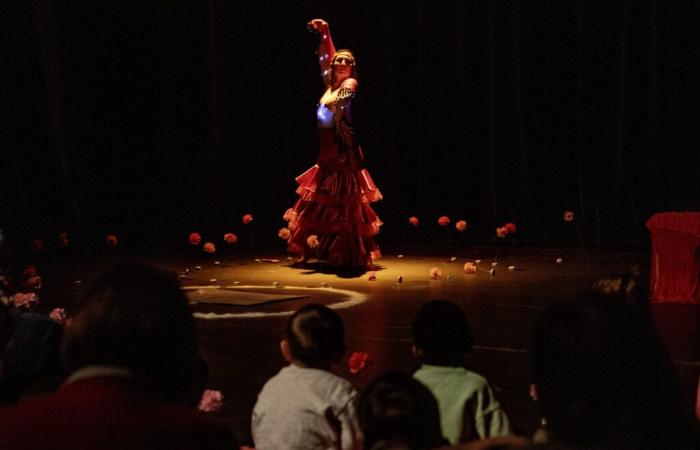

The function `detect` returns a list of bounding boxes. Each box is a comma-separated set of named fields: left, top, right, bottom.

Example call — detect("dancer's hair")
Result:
left=286, top=303, right=345, bottom=367
left=330, top=49, right=358, bottom=86
left=411, top=300, right=473, bottom=367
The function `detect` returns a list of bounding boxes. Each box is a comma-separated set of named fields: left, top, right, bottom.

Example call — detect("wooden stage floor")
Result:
left=39, top=246, right=700, bottom=444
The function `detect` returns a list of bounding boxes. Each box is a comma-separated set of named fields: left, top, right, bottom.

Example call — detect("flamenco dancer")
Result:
left=284, top=19, right=383, bottom=271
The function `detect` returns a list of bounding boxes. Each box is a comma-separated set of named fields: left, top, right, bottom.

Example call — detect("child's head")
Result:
left=282, top=303, right=345, bottom=368
left=411, top=300, right=473, bottom=367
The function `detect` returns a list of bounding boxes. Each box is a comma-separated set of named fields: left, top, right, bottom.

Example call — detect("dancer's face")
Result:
left=333, top=52, right=354, bottom=83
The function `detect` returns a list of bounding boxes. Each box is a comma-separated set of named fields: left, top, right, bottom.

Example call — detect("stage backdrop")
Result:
left=2, top=0, right=698, bottom=252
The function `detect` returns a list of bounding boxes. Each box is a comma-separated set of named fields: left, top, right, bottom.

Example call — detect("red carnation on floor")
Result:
left=408, top=216, right=419, bottom=226
left=203, top=242, right=216, bottom=254
left=278, top=228, right=291, bottom=240
left=438, top=216, right=450, bottom=227
left=348, top=352, right=371, bottom=375
left=105, top=235, right=118, bottom=248
left=564, top=211, right=575, bottom=222
left=189, top=232, right=202, bottom=245
left=242, top=214, right=253, bottom=225
left=223, top=233, right=238, bottom=244
left=504, top=223, right=517, bottom=233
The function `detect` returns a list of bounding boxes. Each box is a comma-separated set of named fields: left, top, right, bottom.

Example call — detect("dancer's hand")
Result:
left=307, top=18, right=329, bottom=32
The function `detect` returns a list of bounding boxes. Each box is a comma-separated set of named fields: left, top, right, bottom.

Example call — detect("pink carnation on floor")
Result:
left=564, top=211, right=575, bottom=222
left=455, top=220, right=467, bottom=232
left=430, top=267, right=443, bottom=280
left=408, top=216, right=420, bottom=226
left=242, top=214, right=253, bottom=225
left=49, top=308, right=67, bottom=325
left=12, top=292, right=38, bottom=309
left=223, top=233, right=238, bottom=244
left=438, top=216, right=450, bottom=227
left=496, top=227, right=509, bottom=238
left=203, top=242, right=216, bottom=254
left=307, top=235, right=319, bottom=248
left=504, top=223, right=517, bottom=233
left=198, top=389, right=224, bottom=412
left=278, top=228, right=291, bottom=240
left=189, top=232, right=202, bottom=245
left=348, top=352, right=371, bottom=375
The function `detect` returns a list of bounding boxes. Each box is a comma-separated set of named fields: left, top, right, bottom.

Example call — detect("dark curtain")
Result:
left=2, top=0, right=698, bottom=252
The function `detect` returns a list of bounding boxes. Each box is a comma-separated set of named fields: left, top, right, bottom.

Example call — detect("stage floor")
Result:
left=38, top=246, right=700, bottom=443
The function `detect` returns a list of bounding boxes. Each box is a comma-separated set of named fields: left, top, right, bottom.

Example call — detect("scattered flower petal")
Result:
left=556, top=258, right=563, bottom=264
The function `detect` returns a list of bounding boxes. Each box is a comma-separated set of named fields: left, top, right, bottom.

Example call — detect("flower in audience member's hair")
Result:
left=223, top=233, right=238, bottom=244
left=49, top=308, right=67, bottom=325
left=242, top=214, right=253, bottom=225
left=348, top=351, right=371, bottom=375
left=278, top=227, right=291, bottom=240
left=189, top=232, right=202, bottom=246
left=105, top=235, right=118, bottom=248
left=438, top=216, right=450, bottom=227
left=58, top=232, right=69, bottom=247
left=463, top=262, right=477, bottom=274
left=504, top=223, right=517, bottom=233
left=430, top=267, right=443, bottom=280
left=198, top=389, right=224, bottom=412
left=203, top=242, right=216, bottom=254
left=564, top=211, right=575, bottom=222
left=12, top=292, right=38, bottom=309
left=496, top=227, right=509, bottom=238
left=408, top=216, right=420, bottom=226
left=307, top=235, right=319, bottom=248
left=30, top=239, right=44, bottom=254
left=455, top=220, right=468, bottom=232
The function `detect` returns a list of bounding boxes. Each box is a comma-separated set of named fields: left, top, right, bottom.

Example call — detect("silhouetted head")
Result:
left=284, top=303, right=345, bottom=368
left=358, top=371, right=446, bottom=450
left=62, top=262, right=200, bottom=404
left=411, top=300, right=473, bottom=367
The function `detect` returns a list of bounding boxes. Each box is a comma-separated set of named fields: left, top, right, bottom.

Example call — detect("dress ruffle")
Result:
left=285, top=158, right=383, bottom=268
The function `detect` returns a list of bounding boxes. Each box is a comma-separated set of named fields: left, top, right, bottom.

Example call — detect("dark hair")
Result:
left=358, top=371, right=447, bottom=450
left=411, top=300, right=473, bottom=366
left=286, top=303, right=345, bottom=367
left=62, top=262, right=200, bottom=404
left=532, top=301, right=700, bottom=449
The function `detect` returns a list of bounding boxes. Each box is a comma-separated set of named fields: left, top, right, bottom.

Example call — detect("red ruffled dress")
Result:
left=284, top=78, right=382, bottom=268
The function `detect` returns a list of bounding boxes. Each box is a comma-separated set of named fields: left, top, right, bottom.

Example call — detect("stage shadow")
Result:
left=287, top=261, right=385, bottom=278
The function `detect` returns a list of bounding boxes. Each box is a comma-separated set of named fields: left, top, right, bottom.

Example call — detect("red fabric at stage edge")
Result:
left=646, top=212, right=700, bottom=304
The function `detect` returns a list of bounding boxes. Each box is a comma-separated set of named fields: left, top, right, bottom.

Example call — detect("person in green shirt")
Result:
left=411, top=300, right=512, bottom=445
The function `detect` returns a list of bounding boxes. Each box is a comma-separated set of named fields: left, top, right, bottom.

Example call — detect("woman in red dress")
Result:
left=284, top=19, right=382, bottom=270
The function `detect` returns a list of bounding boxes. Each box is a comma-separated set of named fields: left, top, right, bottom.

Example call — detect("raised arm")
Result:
left=308, top=19, right=336, bottom=87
